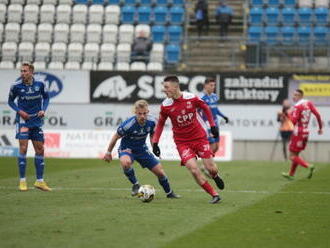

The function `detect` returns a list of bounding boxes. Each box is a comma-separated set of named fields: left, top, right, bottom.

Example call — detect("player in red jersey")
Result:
left=282, top=89, right=323, bottom=180
left=152, top=75, right=225, bottom=204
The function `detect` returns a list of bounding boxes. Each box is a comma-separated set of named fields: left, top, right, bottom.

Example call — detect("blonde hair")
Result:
left=133, top=99, right=149, bottom=111
left=21, top=62, right=34, bottom=73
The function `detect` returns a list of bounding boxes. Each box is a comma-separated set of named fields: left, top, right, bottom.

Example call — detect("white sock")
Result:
left=20, top=178, right=26, bottom=182
left=37, top=179, right=44, bottom=182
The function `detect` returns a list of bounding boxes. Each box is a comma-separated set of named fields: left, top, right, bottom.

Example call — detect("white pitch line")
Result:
left=0, top=186, right=330, bottom=195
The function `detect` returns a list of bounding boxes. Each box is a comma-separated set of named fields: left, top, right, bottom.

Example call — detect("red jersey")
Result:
left=152, top=92, right=216, bottom=144
left=290, top=99, right=322, bottom=135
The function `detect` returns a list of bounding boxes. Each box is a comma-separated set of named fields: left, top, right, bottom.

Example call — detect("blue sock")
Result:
left=34, top=155, right=45, bottom=180
left=18, top=153, right=27, bottom=179
left=158, top=176, right=171, bottom=194
left=123, top=167, right=138, bottom=185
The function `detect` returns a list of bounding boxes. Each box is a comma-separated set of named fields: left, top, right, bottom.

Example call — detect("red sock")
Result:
left=289, top=163, right=298, bottom=176
left=292, top=156, right=309, bottom=168
left=201, top=181, right=218, bottom=197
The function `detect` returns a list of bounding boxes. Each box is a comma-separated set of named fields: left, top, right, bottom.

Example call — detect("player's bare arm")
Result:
left=18, top=110, right=30, bottom=120
left=37, top=110, right=45, bottom=118
left=104, top=133, right=121, bottom=163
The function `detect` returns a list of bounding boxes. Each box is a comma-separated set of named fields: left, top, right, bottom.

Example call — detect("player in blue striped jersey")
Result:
left=7, top=63, right=51, bottom=191
left=104, top=100, right=179, bottom=199
left=199, top=78, right=229, bottom=154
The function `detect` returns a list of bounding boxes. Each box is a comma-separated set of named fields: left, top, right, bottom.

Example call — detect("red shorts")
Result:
left=176, top=138, right=213, bottom=165
left=289, top=133, right=309, bottom=153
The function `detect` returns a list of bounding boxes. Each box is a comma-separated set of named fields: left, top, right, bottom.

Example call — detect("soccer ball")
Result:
left=137, top=184, right=155, bottom=203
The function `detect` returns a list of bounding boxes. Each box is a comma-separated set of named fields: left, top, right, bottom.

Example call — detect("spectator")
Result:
left=131, top=30, right=153, bottom=63
left=215, top=1, right=233, bottom=38
left=195, top=0, right=209, bottom=37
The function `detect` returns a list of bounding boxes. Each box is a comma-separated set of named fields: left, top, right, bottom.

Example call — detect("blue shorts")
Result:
left=15, top=123, right=44, bottom=142
left=207, top=128, right=220, bottom=144
left=118, top=148, right=159, bottom=170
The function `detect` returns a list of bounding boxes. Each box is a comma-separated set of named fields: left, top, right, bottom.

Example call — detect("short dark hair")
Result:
left=204, top=77, right=216, bottom=85
left=163, top=75, right=179, bottom=84
left=295, top=89, right=304, bottom=96
left=22, top=62, right=34, bottom=73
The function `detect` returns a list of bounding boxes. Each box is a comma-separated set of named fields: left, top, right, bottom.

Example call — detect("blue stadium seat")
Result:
left=140, top=0, right=152, bottom=5
left=265, top=26, right=279, bottom=44
left=172, top=0, right=184, bottom=5
left=267, top=0, right=281, bottom=7
left=249, top=7, right=263, bottom=25
left=314, top=26, right=327, bottom=44
left=137, top=6, right=152, bottom=24
left=297, top=26, right=311, bottom=44
left=250, top=0, right=264, bottom=7
left=298, top=7, right=313, bottom=25
left=314, top=8, right=329, bottom=25
left=165, top=44, right=180, bottom=63
left=152, top=25, right=166, bottom=43
left=168, top=25, right=182, bottom=43
left=169, top=6, right=184, bottom=24
left=156, top=0, right=169, bottom=6
left=248, top=26, right=263, bottom=42
left=281, top=26, right=295, bottom=45
left=265, top=7, right=280, bottom=25
left=108, top=0, right=120, bottom=4
left=121, top=6, right=136, bottom=24
left=283, top=0, right=296, bottom=7
left=123, top=0, right=136, bottom=5
left=282, top=7, right=296, bottom=25
left=92, top=0, right=105, bottom=4
left=154, top=6, right=168, bottom=24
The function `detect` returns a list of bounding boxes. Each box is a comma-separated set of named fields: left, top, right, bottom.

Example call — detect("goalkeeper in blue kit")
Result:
left=8, top=63, right=51, bottom=191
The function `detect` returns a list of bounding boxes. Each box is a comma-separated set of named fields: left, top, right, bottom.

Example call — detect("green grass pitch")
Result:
left=0, top=157, right=329, bottom=248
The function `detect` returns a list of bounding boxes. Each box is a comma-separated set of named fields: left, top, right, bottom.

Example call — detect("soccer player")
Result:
left=199, top=78, right=229, bottom=154
left=8, top=62, right=51, bottom=191
left=103, top=100, right=179, bottom=199
left=282, top=89, right=323, bottom=180
left=152, top=75, right=225, bottom=204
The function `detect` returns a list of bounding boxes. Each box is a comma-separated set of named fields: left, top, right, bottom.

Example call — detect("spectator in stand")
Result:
left=131, top=30, right=153, bottom=63
left=195, top=0, right=209, bottom=37
left=215, top=0, right=233, bottom=38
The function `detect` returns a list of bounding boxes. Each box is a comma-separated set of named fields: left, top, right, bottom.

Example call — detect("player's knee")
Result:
left=121, top=160, right=131, bottom=169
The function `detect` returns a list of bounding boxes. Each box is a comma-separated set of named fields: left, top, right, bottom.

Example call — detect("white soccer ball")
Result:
left=137, top=184, right=155, bottom=203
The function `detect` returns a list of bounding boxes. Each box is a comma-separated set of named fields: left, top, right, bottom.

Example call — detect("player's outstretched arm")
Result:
left=309, top=102, right=323, bottom=135
left=104, top=133, right=121, bottom=163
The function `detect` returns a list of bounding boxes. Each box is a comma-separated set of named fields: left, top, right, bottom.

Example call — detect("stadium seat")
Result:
left=56, top=4, right=71, bottom=24
left=1, top=42, right=18, bottom=62
left=283, top=0, right=296, bottom=6
left=100, top=43, right=116, bottom=62
left=168, top=25, right=182, bottom=43
left=119, top=24, right=134, bottom=44
left=54, top=23, right=69, bottom=43
left=0, top=0, right=8, bottom=4
left=298, top=7, right=313, bottom=25
left=281, top=26, right=295, bottom=44
left=154, top=6, right=168, bottom=25
left=0, top=61, right=15, bottom=69
left=84, top=43, right=99, bottom=63
left=24, top=4, right=39, bottom=23
left=150, top=43, right=164, bottom=62
left=281, top=7, right=296, bottom=25
left=297, top=26, right=311, bottom=44
left=98, top=61, right=114, bottom=70
left=130, top=61, right=146, bottom=71
left=0, top=24, right=3, bottom=43
left=87, top=24, right=102, bottom=43
left=314, top=8, right=329, bottom=25
left=165, top=44, right=180, bottom=64
left=155, top=0, right=169, bottom=6
left=123, top=0, right=135, bottom=5
left=169, top=6, right=184, bottom=25
left=7, top=4, right=23, bottom=23
left=249, top=7, right=263, bottom=25
left=116, top=43, right=131, bottom=62
left=70, top=24, right=86, bottom=43
left=105, top=5, right=120, bottom=25
left=298, top=0, right=313, bottom=7
left=135, top=24, right=151, bottom=38
left=121, top=6, right=135, bottom=24
left=65, top=61, right=80, bottom=70
left=172, top=0, right=184, bottom=5
left=152, top=25, right=166, bottom=43
left=74, top=0, right=88, bottom=3
left=89, top=4, right=104, bottom=24
left=147, top=62, right=163, bottom=71
left=314, top=26, right=328, bottom=44
left=103, top=24, right=118, bottom=44
left=247, top=26, right=263, bottom=42
left=18, top=42, right=34, bottom=62
left=250, top=0, right=264, bottom=7
left=267, top=0, right=280, bottom=7
left=140, top=0, right=152, bottom=5
left=40, top=4, right=55, bottom=23
left=265, top=26, right=279, bottom=44
left=48, top=61, right=64, bottom=70
left=5, top=23, right=20, bottom=43
left=116, top=62, right=130, bottom=71
left=34, top=42, right=50, bottom=62
left=92, top=0, right=105, bottom=4
left=51, top=42, right=67, bottom=62
left=33, top=61, right=46, bottom=70
left=11, top=0, right=26, bottom=4
left=265, top=7, right=280, bottom=25
left=27, top=0, right=42, bottom=5
left=58, top=0, right=73, bottom=5
left=137, top=6, right=152, bottom=24
left=67, top=43, right=83, bottom=62
left=21, top=23, right=37, bottom=43
left=72, top=4, right=88, bottom=24
left=81, top=61, right=98, bottom=70
left=315, top=0, right=329, bottom=7
left=0, top=4, right=5, bottom=23
left=108, top=0, right=120, bottom=5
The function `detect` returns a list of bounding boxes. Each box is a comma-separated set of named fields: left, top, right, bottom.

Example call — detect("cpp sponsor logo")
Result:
left=34, top=72, right=63, bottom=99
